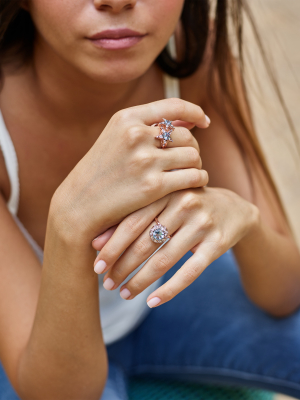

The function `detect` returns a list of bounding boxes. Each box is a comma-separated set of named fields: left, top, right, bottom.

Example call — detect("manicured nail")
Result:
left=205, top=115, right=211, bottom=125
left=120, top=288, right=131, bottom=300
left=94, top=260, right=107, bottom=274
left=103, top=278, right=115, bottom=290
left=147, top=297, right=161, bottom=308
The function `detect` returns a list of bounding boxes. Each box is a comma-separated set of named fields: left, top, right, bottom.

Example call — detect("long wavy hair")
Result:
left=0, top=0, right=296, bottom=224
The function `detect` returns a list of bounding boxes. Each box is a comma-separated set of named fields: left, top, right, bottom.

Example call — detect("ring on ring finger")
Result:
left=149, top=217, right=172, bottom=243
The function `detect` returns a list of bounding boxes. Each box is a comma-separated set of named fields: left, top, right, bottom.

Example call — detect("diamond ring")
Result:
left=149, top=218, right=172, bottom=244
left=154, top=118, right=175, bottom=148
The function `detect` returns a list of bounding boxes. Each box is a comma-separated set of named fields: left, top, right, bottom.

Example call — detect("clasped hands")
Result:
left=92, top=176, right=258, bottom=309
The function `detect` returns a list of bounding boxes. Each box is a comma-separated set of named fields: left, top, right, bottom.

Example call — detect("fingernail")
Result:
left=147, top=297, right=161, bottom=308
left=94, top=260, right=107, bottom=274
left=205, top=115, right=211, bottom=125
left=92, top=235, right=101, bottom=242
left=120, top=288, right=131, bottom=300
left=103, top=278, right=115, bottom=290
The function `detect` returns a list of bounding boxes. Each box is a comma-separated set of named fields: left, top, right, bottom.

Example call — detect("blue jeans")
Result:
left=1, top=250, right=300, bottom=400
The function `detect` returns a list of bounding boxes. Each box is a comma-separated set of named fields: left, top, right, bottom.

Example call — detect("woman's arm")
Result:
left=0, top=194, right=107, bottom=400
left=0, top=99, right=209, bottom=400
left=195, top=100, right=300, bottom=317
left=17, top=200, right=108, bottom=400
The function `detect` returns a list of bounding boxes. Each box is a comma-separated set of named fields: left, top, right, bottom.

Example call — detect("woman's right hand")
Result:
left=51, top=98, right=210, bottom=243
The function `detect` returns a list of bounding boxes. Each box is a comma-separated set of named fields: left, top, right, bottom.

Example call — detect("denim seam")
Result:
left=129, top=364, right=300, bottom=390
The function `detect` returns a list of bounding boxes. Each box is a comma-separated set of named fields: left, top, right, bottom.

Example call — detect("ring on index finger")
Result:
left=153, top=119, right=175, bottom=148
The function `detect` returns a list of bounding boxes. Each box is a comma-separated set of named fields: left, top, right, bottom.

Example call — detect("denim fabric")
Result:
left=101, top=362, right=129, bottom=400
left=1, top=250, right=300, bottom=400
left=106, top=250, right=300, bottom=399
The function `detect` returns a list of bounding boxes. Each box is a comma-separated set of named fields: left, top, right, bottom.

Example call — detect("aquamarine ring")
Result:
left=154, top=118, right=175, bottom=148
left=149, top=218, right=172, bottom=244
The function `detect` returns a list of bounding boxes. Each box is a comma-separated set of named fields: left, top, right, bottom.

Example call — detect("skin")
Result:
left=0, top=0, right=299, bottom=399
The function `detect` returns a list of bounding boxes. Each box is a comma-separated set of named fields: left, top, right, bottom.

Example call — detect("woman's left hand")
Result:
left=92, top=187, right=259, bottom=308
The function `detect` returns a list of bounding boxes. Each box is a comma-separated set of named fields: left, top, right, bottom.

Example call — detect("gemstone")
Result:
left=150, top=223, right=169, bottom=243
left=163, top=119, right=173, bottom=128
left=162, top=131, right=171, bottom=140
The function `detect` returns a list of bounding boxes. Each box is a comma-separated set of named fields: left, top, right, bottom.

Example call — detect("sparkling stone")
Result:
left=163, top=119, right=173, bottom=128
left=153, top=228, right=166, bottom=242
left=162, top=131, right=171, bottom=140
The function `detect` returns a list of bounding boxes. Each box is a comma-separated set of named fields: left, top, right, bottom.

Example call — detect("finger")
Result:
left=151, top=126, right=200, bottom=152
left=172, top=120, right=196, bottom=130
left=162, top=169, right=209, bottom=195
left=146, top=242, right=223, bottom=308
left=93, top=196, right=169, bottom=274
left=92, top=225, right=118, bottom=251
left=159, top=147, right=202, bottom=171
left=118, top=223, right=200, bottom=300
left=133, top=98, right=210, bottom=129
left=102, top=205, right=184, bottom=291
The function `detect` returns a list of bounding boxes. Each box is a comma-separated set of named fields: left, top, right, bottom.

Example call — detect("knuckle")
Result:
left=127, top=279, right=143, bottom=294
left=110, top=266, right=125, bottom=282
left=199, top=157, right=203, bottom=169
left=134, top=150, right=153, bottom=169
left=152, top=253, right=171, bottom=275
left=141, top=174, right=162, bottom=197
left=125, top=213, right=143, bottom=234
left=182, top=266, right=198, bottom=285
left=187, top=147, right=200, bottom=164
left=113, top=108, right=132, bottom=124
left=200, top=169, right=209, bottom=186
left=200, top=213, right=214, bottom=230
left=126, top=125, right=144, bottom=146
left=180, top=191, right=199, bottom=211
left=132, top=237, right=150, bottom=258
left=178, top=127, right=192, bottom=142
left=193, top=138, right=200, bottom=154
left=188, top=169, right=202, bottom=187
left=212, top=229, right=226, bottom=248
left=100, top=244, right=118, bottom=264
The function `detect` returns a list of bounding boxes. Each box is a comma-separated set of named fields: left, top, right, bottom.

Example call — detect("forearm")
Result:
left=17, top=200, right=107, bottom=400
left=234, top=210, right=300, bottom=317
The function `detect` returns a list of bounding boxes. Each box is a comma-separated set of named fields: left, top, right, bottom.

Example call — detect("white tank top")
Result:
left=0, top=71, right=180, bottom=345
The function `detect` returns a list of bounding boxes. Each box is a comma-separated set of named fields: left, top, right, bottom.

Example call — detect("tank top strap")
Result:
left=0, top=111, right=20, bottom=216
left=163, top=34, right=181, bottom=99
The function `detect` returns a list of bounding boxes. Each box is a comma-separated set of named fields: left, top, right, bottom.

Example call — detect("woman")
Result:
left=0, top=1, right=300, bottom=399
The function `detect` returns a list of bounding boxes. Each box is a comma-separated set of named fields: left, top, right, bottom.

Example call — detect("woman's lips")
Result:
left=88, top=28, right=146, bottom=50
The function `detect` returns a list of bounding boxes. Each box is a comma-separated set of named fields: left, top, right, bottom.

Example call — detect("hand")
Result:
left=52, top=98, right=210, bottom=243
left=92, top=187, right=259, bottom=307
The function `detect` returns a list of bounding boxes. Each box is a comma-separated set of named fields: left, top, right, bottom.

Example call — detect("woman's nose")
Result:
left=94, top=0, right=137, bottom=13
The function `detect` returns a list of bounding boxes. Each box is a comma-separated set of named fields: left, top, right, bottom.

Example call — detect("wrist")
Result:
left=237, top=202, right=262, bottom=248
left=48, top=190, right=99, bottom=249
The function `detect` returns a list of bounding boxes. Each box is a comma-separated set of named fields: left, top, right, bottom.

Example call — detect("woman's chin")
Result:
left=83, top=64, right=152, bottom=84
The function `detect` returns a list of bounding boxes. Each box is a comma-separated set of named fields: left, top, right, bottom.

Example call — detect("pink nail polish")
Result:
left=147, top=297, right=161, bottom=308
left=94, top=260, right=107, bottom=274
left=120, top=288, right=131, bottom=300
left=103, top=278, right=115, bottom=290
